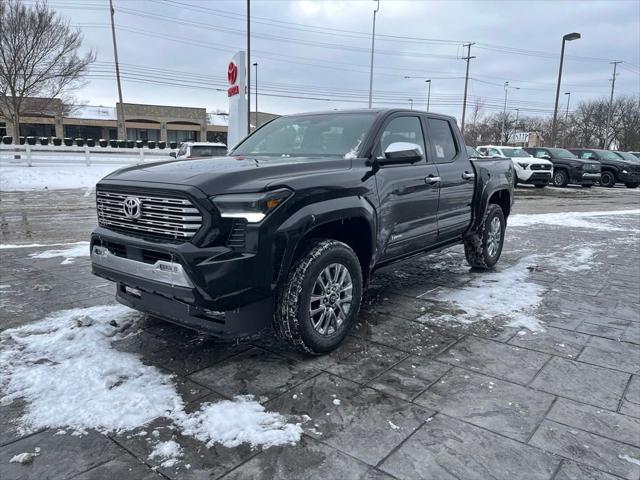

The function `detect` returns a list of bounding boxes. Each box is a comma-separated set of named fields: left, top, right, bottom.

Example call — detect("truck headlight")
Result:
left=517, top=162, right=529, bottom=169
left=621, top=169, right=628, bottom=174
left=211, top=188, right=292, bottom=223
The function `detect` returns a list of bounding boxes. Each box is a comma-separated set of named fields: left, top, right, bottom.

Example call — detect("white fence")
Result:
left=0, top=144, right=177, bottom=167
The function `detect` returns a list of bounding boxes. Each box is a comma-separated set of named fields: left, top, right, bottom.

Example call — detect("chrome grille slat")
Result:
left=97, top=189, right=203, bottom=240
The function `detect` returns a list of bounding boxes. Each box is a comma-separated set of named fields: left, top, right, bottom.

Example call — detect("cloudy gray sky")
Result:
left=39, top=0, right=640, bottom=120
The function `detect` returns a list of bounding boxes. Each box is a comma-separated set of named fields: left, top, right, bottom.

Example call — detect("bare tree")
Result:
left=0, top=0, right=95, bottom=143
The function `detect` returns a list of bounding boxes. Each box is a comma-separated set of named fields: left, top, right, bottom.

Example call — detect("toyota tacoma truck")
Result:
left=569, top=148, right=640, bottom=188
left=91, top=109, right=514, bottom=354
left=476, top=145, right=553, bottom=188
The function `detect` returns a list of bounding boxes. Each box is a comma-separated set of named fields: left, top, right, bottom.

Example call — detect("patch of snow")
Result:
left=509, top=209, right=640, bottom=232
left=420, top=256, right=546, bottom=332
left=0, top=165, right=130, bottom=191
left=0, top=241, right=89, bottom=250
left=9, top=452, right=39, bottom=464
left=619, top=454, right=640, bottom=466
left=0, top=305, right=302, bottom=456
left=0, top=285, right=11, bottom=289
left=332, top=398, right=341, bottom=406
left=149, top=440, right=183, bottom=468
left=178, top=396, right=302, bottom=449
left=388, top=420, right=400, bottom=430
left=29, top=242, right=89, bottom=264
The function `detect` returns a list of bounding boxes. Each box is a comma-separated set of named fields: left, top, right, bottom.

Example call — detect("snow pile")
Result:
left=9, top=452, right=39, bottom=464
left=0, top=305, right=182, bottom=434
left=421, top=256, right=546, bottom=332
left=0, top=165, right=127, bottom=191
left=547, top=247, right=597, bottom=272
left=149, top=440, right=183, bottom=468
left=0, top=305, right=303, bottom=457
left=179, top=396, right=302, bottom=449
left=29, top=242, right=90, bottom=264
left=509, top=209, right=640, bottom=232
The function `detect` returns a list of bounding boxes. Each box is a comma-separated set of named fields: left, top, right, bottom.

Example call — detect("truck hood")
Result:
left=99, top=155, right=353, bottom=194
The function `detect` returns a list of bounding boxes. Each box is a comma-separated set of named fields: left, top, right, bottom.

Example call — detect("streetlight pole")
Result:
left=426, top=79, right=431, bottom=112
left=246, top=0, right=251, bottom=133
left=408, top=99, right=413, bottom=110
left=501, top=82, right=519, bottom=143
left=564, top=92, right=571, bottom=121
left=252, top=62, right=258, bottom=128
left=368, top=0, right=380, bottom=108
left=551, top=32, right=580, bottom=147
left=109, top=0, right=126, bottom=140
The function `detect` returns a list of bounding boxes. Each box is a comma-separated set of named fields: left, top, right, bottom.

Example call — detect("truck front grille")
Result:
left=97, top=190, right=203, bottom=241
left=532, top=164, right=552, bottom=171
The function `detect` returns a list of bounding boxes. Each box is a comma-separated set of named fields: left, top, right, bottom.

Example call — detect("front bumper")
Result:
left=618, top=171, right=640, bottom=184
left=521, top=171, right=552, bottom=184
left=572, top=172, right=601, bottom=184
left=90, top=227, right=275, bottom=337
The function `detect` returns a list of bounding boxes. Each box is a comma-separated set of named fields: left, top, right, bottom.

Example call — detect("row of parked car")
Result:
left=468, top=145, right=640, bottom=189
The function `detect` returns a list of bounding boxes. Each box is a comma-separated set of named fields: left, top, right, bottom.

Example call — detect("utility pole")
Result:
left=253, top=62, right=258, bottom=128
left=460, top=42, right=475, bottom=135
left=408, top=99, right=413, bottom=110
left=247, top=0, right=251, bottom=133
left=603, top=60, right=622, bottom=149
left=109, top=0, right=126, bottom=140
left=368, top=0, right=380, bottom=108
left=501, top=81, right=509, bottom=143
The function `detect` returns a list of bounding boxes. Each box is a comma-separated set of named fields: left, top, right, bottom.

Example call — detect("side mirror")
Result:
left=380, top=142, right=423, bottom=165
left=169, top=152, right=177, bottom=158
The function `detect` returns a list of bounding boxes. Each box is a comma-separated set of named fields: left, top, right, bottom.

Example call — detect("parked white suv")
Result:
left=477, top=145, right=553, bottom=188
left=171, top=142, right=228, bottom=160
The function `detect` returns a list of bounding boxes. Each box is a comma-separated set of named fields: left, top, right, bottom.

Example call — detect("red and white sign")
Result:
left=227, top=51, right=248, bottom=148
left=227, top=62, right=238, bottom=85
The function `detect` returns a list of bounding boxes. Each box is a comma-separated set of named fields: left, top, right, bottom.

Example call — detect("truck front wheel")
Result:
left=275, top=239, right=363, bottom=354
left=463, top=204, right=505, bottom=270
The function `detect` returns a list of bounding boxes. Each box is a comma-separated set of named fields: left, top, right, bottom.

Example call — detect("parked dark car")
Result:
left=523, top=147, right=601, bottom=188
left=91, top=109, right=514, bottom=354
left=569, top=148, right=640, bottom=188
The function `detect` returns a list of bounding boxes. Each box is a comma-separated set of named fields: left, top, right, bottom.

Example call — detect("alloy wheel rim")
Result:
left=486, top=216, right=502, bottom=258
left=309, top=263, right=353, bottom=336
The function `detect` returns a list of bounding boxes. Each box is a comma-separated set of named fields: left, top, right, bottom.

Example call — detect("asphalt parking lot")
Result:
left=1, top=185, right=639, bottom=480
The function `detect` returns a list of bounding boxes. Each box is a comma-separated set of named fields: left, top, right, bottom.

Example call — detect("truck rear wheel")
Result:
left=274, top=239, right=363, bottom=354
left=463, top=204, right=505, bottom=270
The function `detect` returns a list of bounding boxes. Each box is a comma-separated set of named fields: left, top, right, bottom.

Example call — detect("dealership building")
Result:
left=0, top=97, right=278, bottom=145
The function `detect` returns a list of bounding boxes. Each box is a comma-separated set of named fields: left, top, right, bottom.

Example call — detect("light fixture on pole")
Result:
left=253, top=62, right=258, bottom=128
left=564, top=91, right=571, bottom=121
left=425, top=80, right=431, bottom=112
left=551, top=32, right=580, bottom=146
left=368, top=0, right=380, bottom=108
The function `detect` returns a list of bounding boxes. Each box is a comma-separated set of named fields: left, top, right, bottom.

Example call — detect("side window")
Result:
left=489, top=148, right=501, bottom=157
left=377, top=116, right=426, bottom=160
left=427, top=118, right=457, bottom=162
left=581, top=151, right=594, bottom=159
left=177, top=144, right=187, bottom=157
left=535, top=150, right=548, bottom=159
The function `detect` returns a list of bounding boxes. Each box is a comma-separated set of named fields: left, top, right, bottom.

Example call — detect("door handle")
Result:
left=425, top=175, right=441, bottom=185
left=462, top=171, right=475, bottom=180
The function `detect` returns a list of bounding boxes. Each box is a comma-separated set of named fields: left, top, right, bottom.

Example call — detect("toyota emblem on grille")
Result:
left=123, top=197, right=142, bottom=219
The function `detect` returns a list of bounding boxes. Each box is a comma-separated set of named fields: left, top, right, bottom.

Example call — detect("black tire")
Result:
left=600, top=170, right=616, bottom=188
left=625, top=183, right=639, bottom=189
left=274, top=239, right=363, bottom=355
left=463, top=204, right=506, bottom=270
left=552, top=170, right=569, bottom=187
left=534, top=184, right=546, bottom=189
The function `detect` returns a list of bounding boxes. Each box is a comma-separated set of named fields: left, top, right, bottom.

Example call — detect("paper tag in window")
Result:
left=435, top=145, right=445, bottom=158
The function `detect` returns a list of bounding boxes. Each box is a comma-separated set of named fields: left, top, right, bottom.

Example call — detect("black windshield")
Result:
left=232, top=113, right=377, bottom=158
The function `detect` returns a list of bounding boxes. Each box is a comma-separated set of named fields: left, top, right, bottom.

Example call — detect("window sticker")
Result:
left=435, top=145, right=445, bottom=158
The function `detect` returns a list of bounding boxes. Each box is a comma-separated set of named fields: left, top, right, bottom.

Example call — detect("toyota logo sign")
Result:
left=227, top=62, right=238, bottom=85
left=123, top=197, right=142, bottom=219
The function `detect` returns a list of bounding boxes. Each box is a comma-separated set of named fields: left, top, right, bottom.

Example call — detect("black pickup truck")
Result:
left=91, top=109, right=514, bottom=354
left=569, top=148, right=640, bottom=188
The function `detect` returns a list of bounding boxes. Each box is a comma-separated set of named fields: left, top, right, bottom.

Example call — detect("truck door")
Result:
left=425, top=117, right=475, bottom=241
left=374, top=114, right=440, bottom=261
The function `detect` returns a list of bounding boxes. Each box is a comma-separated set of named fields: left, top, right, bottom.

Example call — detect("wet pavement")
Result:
left=0, top=185, right=639, bottom=480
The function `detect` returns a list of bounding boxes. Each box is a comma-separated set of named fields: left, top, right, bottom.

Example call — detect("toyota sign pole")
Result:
left=227, top=52, right=248, bottom=149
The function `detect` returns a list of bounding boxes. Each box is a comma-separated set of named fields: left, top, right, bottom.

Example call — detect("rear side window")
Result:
left=427, top=119, right=457, bottom=162
left=580, top=151, right=595, bottom=160
left=534, top=150, right=548, bottom=159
